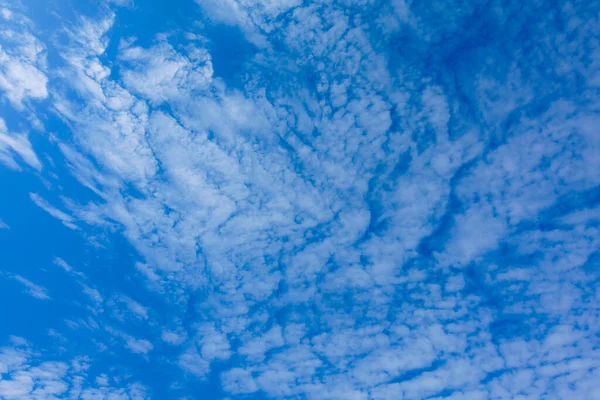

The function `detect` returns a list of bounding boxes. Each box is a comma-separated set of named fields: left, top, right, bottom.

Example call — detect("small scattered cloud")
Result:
left=117, top=295, right=149, bottom=320
left=105, top=326, right=154, bottom=355
left=52, top=257, right=72, bottom=272
left=81, top=284, right=103, bottom=306
left=29, top=193, right=78, bottom=230
left=124, top=337, right=153, bottom=355
left=12, top=275, right=50, bottom=300
left=0, top=341, right=148, bottom=399
left=0, top=118, right=42, bottom=171
left=178, top=347, right=209, bottom=377
left=0, top=8, right=48, bottom=108
left=161, top=330, right=186, bottom=346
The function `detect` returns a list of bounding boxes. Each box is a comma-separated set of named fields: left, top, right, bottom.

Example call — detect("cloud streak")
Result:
left=0, top=118, right=42, bottom=171
left=12, top=275, right=50, bottom=300
left=29, top=193, right=78, bottom=230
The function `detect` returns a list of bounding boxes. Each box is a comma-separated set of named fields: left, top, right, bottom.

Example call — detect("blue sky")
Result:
left=1, top=0, right=600, bottom=398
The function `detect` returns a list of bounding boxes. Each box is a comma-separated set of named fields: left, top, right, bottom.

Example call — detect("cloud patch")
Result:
left=12, top=275, right=50, bottom=300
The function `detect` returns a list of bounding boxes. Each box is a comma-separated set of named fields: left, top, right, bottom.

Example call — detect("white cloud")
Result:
left=95, top=373, right=109, bottom=386
left=221, top=368, right=258, bottom=394
left=161, top=330, right=186, bottom=345
left=1, top=7, right=13, bottom=20
left=0, top=5, right=48, bottom=108
left=197, top=324, right=231, bottom=361
left=561, top=206, right=600, bottom=225
left=124, top=337, right=154, bottom=355
left=12, top=275, right=50, bottom=300
left=178, top=347, right=210, bottom=377
left=81, top=284, right=103, bottom=306
left=2, top=0, right=598, bottom=398
left=105, top=326, right=154, bottom=355
left=0, top=218, right=9, bottom=229
left=195, top=0, right=302, bottom=46
left=109, top=295, right=149, bottom=320
left=0, top=341, right=148, bottom=399
left=120, top=295, right=149, bottom=320
left=29, top=193, right=78, bottom=230
left=239, top=325, right=284, bottom=362
left=0, top=58, right=48, bottom=106
left=52, top=257, right=72, bottom=272
left=0, top=117, right=42, bottom=171
left=118, top=40, right=213, bottom=104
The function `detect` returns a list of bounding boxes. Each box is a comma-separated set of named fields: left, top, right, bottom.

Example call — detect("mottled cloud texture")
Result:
left=1, top=0, right=600, bottom=398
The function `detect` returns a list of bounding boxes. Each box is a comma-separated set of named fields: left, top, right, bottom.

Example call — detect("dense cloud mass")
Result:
left=1, top=0, right=600, bottom=398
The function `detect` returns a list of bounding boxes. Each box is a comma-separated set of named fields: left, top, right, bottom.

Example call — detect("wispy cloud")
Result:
left=117, top=295, right=149, bottom=320
left=0, top=118, right=42, bottom=172
left=52, top=256, right=71, bottom=272
left=161, top=329, right=186, bottom=346
left=108, top=295, right=149, bottom=321
left=0, top=5, right=48, bottom=108
left=12, top=275, right=50, bottom=300
left=52, top=257, right=85, bottom=278
left=29, top=193, right=78, bottom=230
left=105, top=326, right=154, bottom=355
left=81, top=284, right=103, bottom=306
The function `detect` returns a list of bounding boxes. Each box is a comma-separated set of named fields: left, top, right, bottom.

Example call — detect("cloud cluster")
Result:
left=0, top=338, right=147, bottom=399
left=0, top=2, right=48, bottom=108
left=1, top=0, right=600, bottom=398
